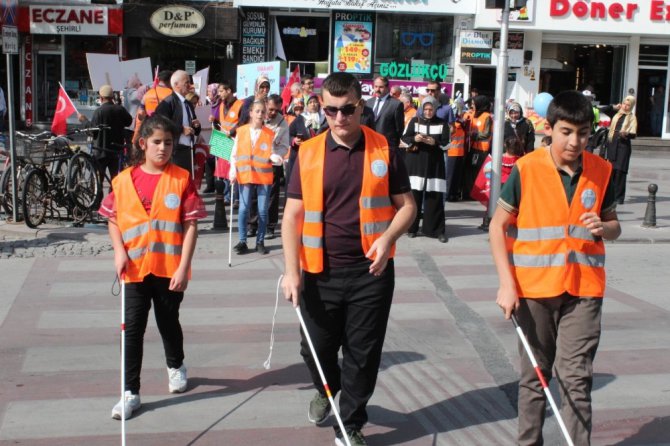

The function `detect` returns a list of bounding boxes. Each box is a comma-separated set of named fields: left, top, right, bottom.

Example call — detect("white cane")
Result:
left=228, top=183, right=234, bottom=267
left=120, top=275, right=126, bottom=446
left=511, top=314, right=575, bottom=446
left=295, top=307, right=352, bottom=446
left=190, top=145, right=195, bottom=180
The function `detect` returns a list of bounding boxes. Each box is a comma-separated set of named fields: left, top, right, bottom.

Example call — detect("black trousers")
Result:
left=173, top=144, right=193, bottom=177
left=612, top=169, right=627, bottom=203
left=124, top=274, right=185, bottom=394
left=300, top=260, right=395, bottom=432
left=409, top=189, right=445, bottom=237
left=250, top=165, right=283, bottom=229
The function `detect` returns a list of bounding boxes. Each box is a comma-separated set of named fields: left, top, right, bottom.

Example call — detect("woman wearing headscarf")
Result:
left=401, top=95, right=450, bottom=242
left=286, top=96, right=325, bottom=188
left=503, top=101, right=535, bottom=154
left=600, top=96, right=638, bottom=204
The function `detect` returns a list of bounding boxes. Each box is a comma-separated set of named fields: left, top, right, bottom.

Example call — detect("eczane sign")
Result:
left=29, top=6, right=109, bottom=35
left=150, top=5, right=205, bottom=37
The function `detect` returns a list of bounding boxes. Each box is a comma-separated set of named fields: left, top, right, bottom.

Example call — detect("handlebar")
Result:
left=15, top=130, right=52, bottom=141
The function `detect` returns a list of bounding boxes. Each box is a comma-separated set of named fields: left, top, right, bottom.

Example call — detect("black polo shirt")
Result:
left=287, top=130, right=411, bottom=269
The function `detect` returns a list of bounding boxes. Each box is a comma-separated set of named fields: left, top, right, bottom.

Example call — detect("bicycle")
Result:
left=0, top=130, right=52, bottom=221
left=20, top=128, right=103, bottom=228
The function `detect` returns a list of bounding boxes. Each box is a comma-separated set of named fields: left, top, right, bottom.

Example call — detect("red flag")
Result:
left=281, top=65, right=301, bottom=114
left=51, top=83, right=77, bottom=136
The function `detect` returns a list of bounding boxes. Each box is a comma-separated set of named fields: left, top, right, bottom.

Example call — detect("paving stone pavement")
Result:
left=0, top=150, right=669, bottom=445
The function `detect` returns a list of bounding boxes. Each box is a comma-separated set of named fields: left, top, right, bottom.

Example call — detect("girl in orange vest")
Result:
left=229, top=99, right=280, bottom=255
left=463, top=95, right=493, bottom=200
left=99, top=114, right=206, bottom=420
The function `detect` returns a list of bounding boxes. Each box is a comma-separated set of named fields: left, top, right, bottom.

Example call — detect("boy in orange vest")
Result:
left=489, top=90, right=621, bottom=445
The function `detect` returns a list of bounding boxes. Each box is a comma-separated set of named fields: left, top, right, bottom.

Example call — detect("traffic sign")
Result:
left=2, top=26, right=18, bottom=54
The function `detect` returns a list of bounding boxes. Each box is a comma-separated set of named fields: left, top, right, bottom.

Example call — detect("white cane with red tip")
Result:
left=120, top=274, right=127, bottom=446
left=511, top=314, right=575, bottom=446
left=228, top=185, right=234, bottom=267
left=295, top=307, right=352, bottom=446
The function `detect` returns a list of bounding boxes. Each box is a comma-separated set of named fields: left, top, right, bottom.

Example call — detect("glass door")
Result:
left=35, top=53, right=62, bottom=123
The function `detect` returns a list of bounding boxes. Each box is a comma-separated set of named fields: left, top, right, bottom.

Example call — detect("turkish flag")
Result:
left=281, top=65, right=301, bottom=114
left=51, top=84, right=77, bottom=136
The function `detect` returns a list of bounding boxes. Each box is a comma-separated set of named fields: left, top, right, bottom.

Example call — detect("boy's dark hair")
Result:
left=131, top=114, right=180, bottom=166
left=322, top=72, right=361, bottom=100
left=546, top=90, right=594, bottom=127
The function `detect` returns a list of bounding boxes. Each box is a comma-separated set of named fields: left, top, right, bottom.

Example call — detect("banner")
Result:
left=209, top=129, right=234, bottom=160
left=236, top=61, right=281, bottom=99
left=332, top=12, right=374, bottom=75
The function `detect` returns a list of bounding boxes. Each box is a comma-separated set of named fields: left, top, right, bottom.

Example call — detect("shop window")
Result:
left=375, top=13, right=453, bottom=77
left=275, top=15, right=330, bottom=74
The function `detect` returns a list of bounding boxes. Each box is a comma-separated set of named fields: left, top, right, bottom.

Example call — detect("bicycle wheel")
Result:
left=67, top=153, right=102, bottom=212
left=1, top=164, right=30, bottom=221
left=21, top=168, right=49, bottom=228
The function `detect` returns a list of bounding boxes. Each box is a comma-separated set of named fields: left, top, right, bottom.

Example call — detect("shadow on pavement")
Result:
left=612, top=416, right=670, bottom=445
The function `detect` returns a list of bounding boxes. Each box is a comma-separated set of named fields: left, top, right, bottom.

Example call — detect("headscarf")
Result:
left=421, top=95, right=439, bottom=110
left=608, top=95, right=637, bottom=142
left=506, top=101, right=524, bottom=124
left=255, top=76, right=271, bottom=94
left=303, top=94, right=323, bottom=130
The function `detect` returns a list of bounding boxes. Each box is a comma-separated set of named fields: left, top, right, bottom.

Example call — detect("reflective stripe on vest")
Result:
left=112, top=164, right=190, bottom=283
left=447, top=122, right=465, bottom=157
left=235, top=124, right=275, bottom=185
left=508, top=149, right=611, bottom=298
left=220, top=99, right=243, bottom=133
left=298, top=126, right=397, bottom=273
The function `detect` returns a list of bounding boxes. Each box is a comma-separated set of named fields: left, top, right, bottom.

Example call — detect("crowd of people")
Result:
left=95, top=68, right=630, bottom=446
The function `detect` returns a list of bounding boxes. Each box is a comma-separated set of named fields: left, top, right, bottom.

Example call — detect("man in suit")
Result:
left=365, top=76, right=404, bottom=151
left=155, top=70, right=201, bottom=175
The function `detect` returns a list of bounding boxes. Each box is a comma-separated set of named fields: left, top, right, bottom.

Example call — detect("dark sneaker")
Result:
left=233, top=241, right=248, bottom=254
left=335, top=429, right=367, bottom=446
left=256, top=242, right=269, bottom=255
left=307, top=392, right=331, bottom=424
left=265, top=227, right=275, bottom=240
left=438, top=233, right=448, bottom=243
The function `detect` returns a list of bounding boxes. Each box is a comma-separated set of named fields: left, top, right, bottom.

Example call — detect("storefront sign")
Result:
left=379, top=62, right=448, bottom=80
left=24, top=35, right=33, bottom=127
left=360, top=79, right=453, bottom=98
left=332, top=12, right=374, bottom=75
left=459, top=30, right=493, bottom=65
left=460, top=48, right=492, bottom=65
left=29, top=6, right=113, bottom=35
left=493, top=32, right=524, bottom=50
left=282, top=27, right=317, bottom=37
left=150, top=5, right=205, bottom=37
left=233, top=0, right=477, bottom=14
left=2, top=25, right=18, bottom=54
left=241, top=9, right=267, bottom=64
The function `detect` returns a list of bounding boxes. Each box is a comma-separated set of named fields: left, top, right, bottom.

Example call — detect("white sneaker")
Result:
left=111, top=391, right=141, bottom=420
left=167, top=364, right=188, bottom=393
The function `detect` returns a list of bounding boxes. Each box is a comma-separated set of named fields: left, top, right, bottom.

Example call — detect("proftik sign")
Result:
left=150, top=5, right=205, bottom=37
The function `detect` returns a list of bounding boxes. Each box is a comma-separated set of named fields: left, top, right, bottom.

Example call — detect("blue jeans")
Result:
left=238, top=183, right=270, bottom=244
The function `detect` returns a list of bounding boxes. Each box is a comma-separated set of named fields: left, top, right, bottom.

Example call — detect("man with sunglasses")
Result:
left=282, top=72, right=416, bottom=446
left=365, top=76, right=405, bottom=153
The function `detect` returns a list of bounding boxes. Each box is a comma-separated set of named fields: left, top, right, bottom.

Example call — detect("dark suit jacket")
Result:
left=365, top=95, right=404, bottom=148
left=154, top=92, right=201, bottom=144
left=90, top=101, right=132, bottom=158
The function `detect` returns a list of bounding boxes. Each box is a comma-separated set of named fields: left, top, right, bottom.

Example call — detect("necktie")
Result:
left=184, top=100, right=193, bottom=122
left=373, top=98, right=381, bottom=118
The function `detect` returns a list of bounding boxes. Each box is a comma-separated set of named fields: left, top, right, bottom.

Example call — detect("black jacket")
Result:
left=90, top=101, right=132, bottom=158
left=154, top=92, right=201, bottom=144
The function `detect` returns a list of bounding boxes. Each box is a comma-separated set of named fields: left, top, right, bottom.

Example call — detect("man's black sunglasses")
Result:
left=323, top=103, right=360, bottom=117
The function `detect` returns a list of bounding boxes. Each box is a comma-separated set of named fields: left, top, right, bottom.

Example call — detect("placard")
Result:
left=332, top=12, right=374, bottom=75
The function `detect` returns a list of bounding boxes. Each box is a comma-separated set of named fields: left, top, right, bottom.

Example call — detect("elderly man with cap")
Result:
left=88, top=84, right=133, bottom=185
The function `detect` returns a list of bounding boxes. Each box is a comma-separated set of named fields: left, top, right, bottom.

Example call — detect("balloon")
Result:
left=533, top=92, right=553, bottom=118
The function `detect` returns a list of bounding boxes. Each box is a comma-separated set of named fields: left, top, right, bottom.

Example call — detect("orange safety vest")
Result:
left=507, top=148, right=612, bottom=298
left=471, top=111, right=491, bottom=152
left=219, top=99, right=244, bottom=134
left=112, top=164, right=191, bottom=283
left=235, top=124, right=275, bottom=185
left=132, top=85, right=173, bottom=143
left=404, top=107, right=417, bottom=128
left=299, top=126, right=397, bottom=273
left=447, top=121, right=466, bottom=157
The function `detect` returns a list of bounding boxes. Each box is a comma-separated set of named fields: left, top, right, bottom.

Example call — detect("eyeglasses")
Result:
left=323, top=103, right=360, bottom=117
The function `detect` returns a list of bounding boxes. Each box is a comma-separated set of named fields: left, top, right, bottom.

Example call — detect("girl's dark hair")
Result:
left=130, top=114, right=180, bottom=166
left=322, top=72, right=362, bottom=99
left=504, top=137, right=525, bottom=157
left=546, top=90, right=593, bottom=127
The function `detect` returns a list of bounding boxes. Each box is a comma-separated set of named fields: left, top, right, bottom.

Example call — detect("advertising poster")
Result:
left=331, top=12, right=374, bottom=75
left=236, top=61, right=281, bottom=99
